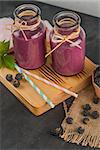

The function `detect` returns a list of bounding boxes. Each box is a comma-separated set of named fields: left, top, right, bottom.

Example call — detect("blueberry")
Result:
left=13, top=79, right=20, bottom=88
left=77, top=127, right=85, bottom=134
left=49, top=128, right=62, bottom=136
left=6, top=74, right=13, bottom=82
left=15, top=73, right=23, bottom=81
left=82, top=117, right=89, bottom=124
left=66, top=99, right=73, bottom=105
left=57, top=127, right=63, bottom=135
left=91, top=111, right=99, bottom=119
left=93, top=97, right=100, bottom=104
left=94, top=77, right=100, bottom=87
left=82, top=110, right=90, bottom=117
left=83, top=104, right=91, bottom=111
left=66, top=117, right=73, bottom=124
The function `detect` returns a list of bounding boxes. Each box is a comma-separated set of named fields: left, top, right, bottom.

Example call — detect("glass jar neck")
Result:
left=13, top=4, right=41, bottom=26
left=53, top=11, right=81, bottom=35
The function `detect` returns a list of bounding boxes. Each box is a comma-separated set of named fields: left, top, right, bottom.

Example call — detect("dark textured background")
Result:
left=0, top=1, right=100, bottom=150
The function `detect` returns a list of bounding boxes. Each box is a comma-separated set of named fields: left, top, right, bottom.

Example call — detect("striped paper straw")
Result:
left=22, top=68, right=78, bottom=98
left=14, top=64, right=55, bottom=108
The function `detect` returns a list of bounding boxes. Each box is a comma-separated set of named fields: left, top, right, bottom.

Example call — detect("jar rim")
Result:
left=13, top=4, right=41, bottom=21
left=53, top=11, right=81, bottom=29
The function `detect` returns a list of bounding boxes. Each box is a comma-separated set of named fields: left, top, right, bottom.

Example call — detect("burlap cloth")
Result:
left=60, top=85, right=100, bottom=148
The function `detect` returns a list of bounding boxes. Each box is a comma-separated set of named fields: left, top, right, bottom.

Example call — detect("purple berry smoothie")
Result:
left=13, top=23, right=46, bottom=69
left=13, top=4, right=46, bottom=69
left=50, top=11, right=86, bottom=76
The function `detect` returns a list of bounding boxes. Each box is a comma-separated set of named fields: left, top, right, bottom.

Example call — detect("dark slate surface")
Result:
left=0, top=1, right=100, bottom=150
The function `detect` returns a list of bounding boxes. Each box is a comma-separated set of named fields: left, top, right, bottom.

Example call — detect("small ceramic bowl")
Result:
left=92, top=69, right=100, bottom=98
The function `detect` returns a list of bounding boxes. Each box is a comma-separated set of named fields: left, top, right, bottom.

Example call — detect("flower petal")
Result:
left=0, top=17, right=14, bottom=48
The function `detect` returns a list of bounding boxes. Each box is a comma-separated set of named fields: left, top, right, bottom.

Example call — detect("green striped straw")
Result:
left=14, top=64, right=55, bottom=108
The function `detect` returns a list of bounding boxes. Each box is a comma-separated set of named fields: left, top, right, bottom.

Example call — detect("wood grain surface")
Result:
left=0, top=57, right=96, bottom=115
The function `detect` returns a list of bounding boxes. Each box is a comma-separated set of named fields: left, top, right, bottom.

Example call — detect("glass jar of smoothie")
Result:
left=50, top=11, right=86, bottom=76
left=13, top=4, right=46, bottom=69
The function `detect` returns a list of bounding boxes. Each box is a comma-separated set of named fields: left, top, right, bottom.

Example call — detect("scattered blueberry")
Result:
left=82, top=117, right=89, bottom=124
left=13, top=79, right=20, bottom=88
left=66, top=98, right=74, bottom=105
left=49, top=128, right=62, bottom=136
left=15, top=73, right=23, bottom=81
left=6, top=74, right=13, bottom=82
left=82, top=110, right=90, bottom=117
left=93, top=97, right=100, bottom=104
left=77, top=127, right=85, bottom=134
left=65, top=98, right=75, bottom=112
left=66, top=117, right=73, bottom=124
left=83, top=104, right=91, bottom=111
left=91, top=111, right=99, bottom=119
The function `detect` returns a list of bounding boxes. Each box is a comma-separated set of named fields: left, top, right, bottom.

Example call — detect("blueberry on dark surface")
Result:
left=77, top=127, right=85, bottom=134
left=15, top=73, right=23, bottom=81
left=65, top=97, right=75, bottom=112
left=66, top=98, right=74, bottom=105
left=91, top=111, right=99, bottom=119
left=93, top=97, right=100, bottom=104
left=94, top=77, right=100, bottom=87
left=6, top=74, right=13, bottom=82
left=83, top=104, right=91, bottom=111
left=57, top=127, right=63, bottom=135
left=66, top=117, right=73, bottom=124
left=82, top=117, right=89, bottom=124
left=49, top=128, right=62, bottom=136
left=13, top=79, right=20, bottom=88
left=82, top=110, right=90, bottom=117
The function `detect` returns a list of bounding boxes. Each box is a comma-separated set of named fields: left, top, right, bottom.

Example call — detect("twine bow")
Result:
left=45, top=26, right=81, bottom=58
left=12, top=10, right=41, bottom=41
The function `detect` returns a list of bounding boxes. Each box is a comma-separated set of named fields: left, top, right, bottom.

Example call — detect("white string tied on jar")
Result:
left=45, top=18, right=82, bottom=58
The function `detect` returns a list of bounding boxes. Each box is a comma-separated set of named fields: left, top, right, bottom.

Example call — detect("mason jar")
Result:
left=13, top=4, right=46, bottom=69
left=50, top=11, right=86, bottom=76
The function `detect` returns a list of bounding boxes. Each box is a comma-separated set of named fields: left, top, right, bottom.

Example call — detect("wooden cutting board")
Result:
left=0, top=57, right=96, bottom=116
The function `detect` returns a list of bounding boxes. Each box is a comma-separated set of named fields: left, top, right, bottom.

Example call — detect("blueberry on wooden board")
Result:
left=91, top=111, right=99, bottom=119
left=15, top=73, right=23, bottom=81
left=66, top=117, right=73, bottom=124
left=83, top=104, right=91, bottom=111
left=82, top=117, right=89, bottom=124
left=93, top=97, right=100, bottom=104
left=6, top=74, right=13, bottom=82
left=77, top=127, right=85, bottom=134
left=13, top=79, right=20, bottom=88
left=82, top=110, right=90, bottom=117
